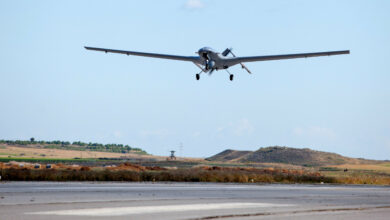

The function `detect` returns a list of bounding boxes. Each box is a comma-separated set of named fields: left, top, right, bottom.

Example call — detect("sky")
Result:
left=0, top=0, right=389, bottom=159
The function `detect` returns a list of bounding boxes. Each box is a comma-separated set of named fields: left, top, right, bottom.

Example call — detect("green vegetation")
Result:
left=0, top=139, right=147, bottom=154
left=0, top=157, right=100, bottom=163
left=0, top=152, right=18, bottom=156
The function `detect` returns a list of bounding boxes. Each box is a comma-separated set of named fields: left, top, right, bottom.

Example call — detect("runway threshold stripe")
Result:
left=28, top=203, right=292, bottom=216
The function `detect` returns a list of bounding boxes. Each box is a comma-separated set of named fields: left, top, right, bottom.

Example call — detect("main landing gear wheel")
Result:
left=229, top=74, right=234, bottom=81
left=196, top=74, right=200, bottom=80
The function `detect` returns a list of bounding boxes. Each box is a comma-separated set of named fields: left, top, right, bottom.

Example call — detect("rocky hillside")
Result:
left=207, top=149, right=252, bottom=162
left=207, top=146, right=376, bottom=166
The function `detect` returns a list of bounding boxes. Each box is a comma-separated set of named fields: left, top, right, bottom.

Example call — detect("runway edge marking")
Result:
left=27, top=203, right=293, bottom=216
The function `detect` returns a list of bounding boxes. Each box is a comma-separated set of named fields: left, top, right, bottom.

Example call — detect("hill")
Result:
left=207, top=146, right=378, bottom=166
left=207, top=149, right=252, bottom=162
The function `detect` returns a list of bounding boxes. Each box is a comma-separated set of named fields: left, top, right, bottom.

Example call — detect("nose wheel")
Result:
left=226, top=69, right=234, bottom=81
left=196, top=74, right=200, bottom=80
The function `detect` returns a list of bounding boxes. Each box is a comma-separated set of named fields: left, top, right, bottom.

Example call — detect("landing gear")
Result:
left=225, top=69, right=234, bottom=81
left=196, top=74, right=200, bottom=80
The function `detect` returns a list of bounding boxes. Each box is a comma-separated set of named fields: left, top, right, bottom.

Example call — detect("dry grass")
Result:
left=0, top=162, right=333, bottom=183
left=0, top=168, right=333, bottom=183
left=0, top=145, right=205, bottom=164
left=2, top=161, right=390, bottom=185
left=329, top=163, right=390, bottom=173
left=319, top=164, right=390, bottom=185
left=0, top=145, right=165, bottom=160
left=327, top=170, right=390, bottom=185
left=335, top=175, right=390, bottom=185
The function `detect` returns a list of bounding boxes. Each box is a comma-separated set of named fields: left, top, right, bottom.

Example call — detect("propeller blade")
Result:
left=222, top=48, right=232, bottom=56
left=208, top=69, right=215, bottom=75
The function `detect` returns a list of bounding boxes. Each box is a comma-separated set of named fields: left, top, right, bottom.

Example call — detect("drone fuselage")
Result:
left=197, top=47, right=234, bottom=72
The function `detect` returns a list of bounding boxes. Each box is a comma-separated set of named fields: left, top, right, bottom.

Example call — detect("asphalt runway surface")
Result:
left=1, top=182, right=390, bottom=220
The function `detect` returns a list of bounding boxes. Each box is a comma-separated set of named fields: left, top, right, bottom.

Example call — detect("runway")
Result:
left=1, top=182, right=389, bottom=219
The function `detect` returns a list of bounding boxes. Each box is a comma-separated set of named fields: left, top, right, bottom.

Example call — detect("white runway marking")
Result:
left=28, top=203, right=292, bottom=216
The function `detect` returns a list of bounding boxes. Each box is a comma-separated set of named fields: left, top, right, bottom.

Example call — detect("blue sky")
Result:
left=0, top=0, right=389, bottom=159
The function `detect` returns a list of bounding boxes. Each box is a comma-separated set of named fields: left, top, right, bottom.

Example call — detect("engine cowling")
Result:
left=206, top=60, right=215, bottom=70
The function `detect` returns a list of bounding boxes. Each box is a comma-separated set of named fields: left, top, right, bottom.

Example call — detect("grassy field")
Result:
left=319, top=164, right=390, bottom=185
left=0, top=157, right=100, bottom=163
left=0, top=145, right=204, bottom=164
left=329, top=163, right=390, bottom=173
left=0, top=145, right=166, bottom=160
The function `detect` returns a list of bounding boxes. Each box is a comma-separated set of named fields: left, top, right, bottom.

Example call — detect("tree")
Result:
left=30, top=137, right=35, bottom=143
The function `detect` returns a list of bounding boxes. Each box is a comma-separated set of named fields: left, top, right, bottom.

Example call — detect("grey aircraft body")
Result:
left=85, top=46, right=349, bottom=81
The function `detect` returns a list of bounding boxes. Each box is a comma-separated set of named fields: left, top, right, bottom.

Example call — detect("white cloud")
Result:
left=184, top=0, right=205, bottom=9
left=234, top=118, right=254, bottom=136
left=293, top=126, right=336, bottom=139
left=216, top=118, right=254, bottom=136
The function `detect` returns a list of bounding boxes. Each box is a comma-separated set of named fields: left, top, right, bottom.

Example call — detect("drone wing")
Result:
left=85, top=46, right=201, bottom=63
left=231, top=50, right=350, bottom=64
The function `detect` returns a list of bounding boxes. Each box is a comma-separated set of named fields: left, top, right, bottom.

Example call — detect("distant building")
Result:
left=169, top=151, right=176, bottom=160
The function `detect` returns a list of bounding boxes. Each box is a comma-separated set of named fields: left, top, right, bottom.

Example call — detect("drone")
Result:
left=85, top=46, right=349, bottom=81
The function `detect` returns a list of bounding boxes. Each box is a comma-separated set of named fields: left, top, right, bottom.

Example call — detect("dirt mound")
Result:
left=207, top=146, right=378, bottom=166
left=106, top=163, right=167, bottom=171
left=206, top=149, right=252, bottom=162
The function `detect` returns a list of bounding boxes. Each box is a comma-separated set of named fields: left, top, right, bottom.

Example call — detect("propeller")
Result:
left=222, top=48, right=252, bottom=74
left=222, top=48, right=232, bottom=56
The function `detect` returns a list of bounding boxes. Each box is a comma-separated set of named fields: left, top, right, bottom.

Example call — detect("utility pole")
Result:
left=179, top=142, right=183, bottom=158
